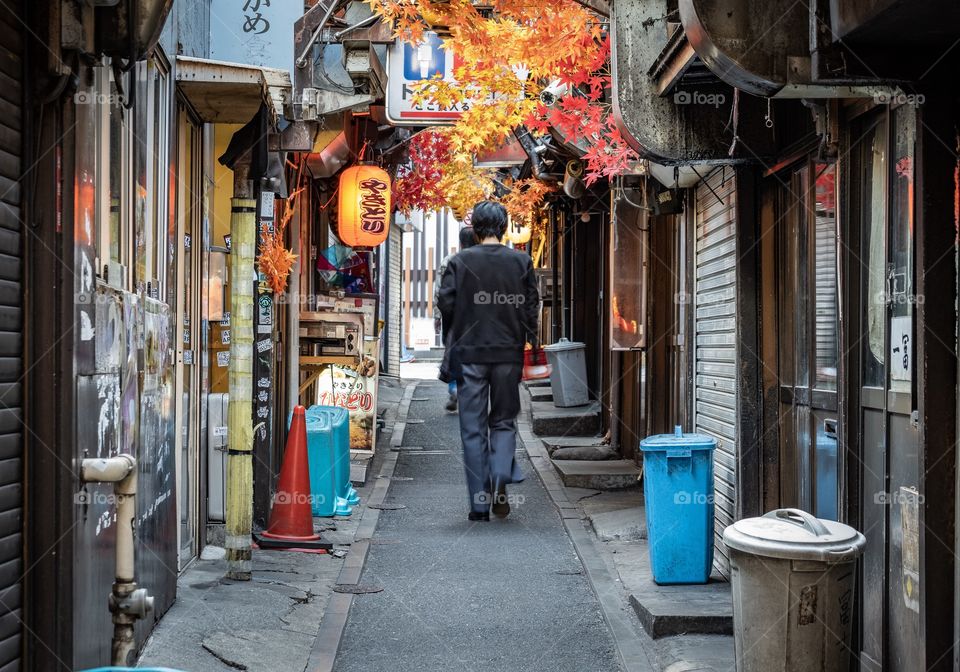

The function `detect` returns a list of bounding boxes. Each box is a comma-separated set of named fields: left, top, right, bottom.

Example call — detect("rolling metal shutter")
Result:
left=0, top=3, right=23, bottom=668
left=693, top=168, right=737, bottom=577
left=386, top=225, right=402, bottom=374
left=814, top=211, right=838, bottom=377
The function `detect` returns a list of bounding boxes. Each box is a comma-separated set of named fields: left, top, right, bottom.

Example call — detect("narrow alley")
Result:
left=7, top=1, right=960, bottom=671
left=334, top=377, right=621, bottom=672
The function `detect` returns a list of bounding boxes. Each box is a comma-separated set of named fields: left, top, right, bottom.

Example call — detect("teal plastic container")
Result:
left=639, top=426, right=717, bottom=584
left=298, top=410, right=338, bottom=517
left=306, top=406, right=358, bottom=515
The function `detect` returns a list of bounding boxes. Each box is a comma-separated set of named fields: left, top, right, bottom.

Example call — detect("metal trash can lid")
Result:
left=723, top=508, right=865, bottom=563
left=640, top=425, right=716, bottom=451
left=543, top=337, right=585, bottom=351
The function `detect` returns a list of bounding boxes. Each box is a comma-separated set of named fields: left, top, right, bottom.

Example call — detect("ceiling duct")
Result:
left=96, top=0, right=174, bottom=60
left=611, top=0, right=781, bottom=164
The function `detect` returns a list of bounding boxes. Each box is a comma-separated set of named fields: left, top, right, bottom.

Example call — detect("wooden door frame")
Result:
left=173, top=105, right=204, bottom=568
left=841, top=98, right=957, bottom=672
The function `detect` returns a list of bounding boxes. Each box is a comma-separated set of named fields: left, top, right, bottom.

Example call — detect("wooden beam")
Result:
left=573, top=0, right=610, bottom=17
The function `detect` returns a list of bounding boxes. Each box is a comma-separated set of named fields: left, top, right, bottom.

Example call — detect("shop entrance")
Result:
left=853, top=107, right=921, bottom=672
left=174, top=106, right=204, bottom=567
left=774, top=161, right=841, bottom=520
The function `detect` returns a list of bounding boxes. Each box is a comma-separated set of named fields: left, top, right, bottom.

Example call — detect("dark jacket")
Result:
left=437, top=243, right=540, bottom=364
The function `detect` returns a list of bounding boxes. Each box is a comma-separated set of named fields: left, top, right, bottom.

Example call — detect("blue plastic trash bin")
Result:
left=306, top=406, right=357, bottom=515
left=639, top=426, right=717, bottom=584
left=297, top=410, right=338, bottom=517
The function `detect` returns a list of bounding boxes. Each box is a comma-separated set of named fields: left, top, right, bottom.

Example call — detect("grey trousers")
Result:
left=458, top=362, right=525, bottom=513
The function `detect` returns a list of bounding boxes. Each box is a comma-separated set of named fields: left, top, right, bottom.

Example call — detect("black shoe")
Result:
left=492, top=484, right=510, bottom=518
left=468, top=511, right=490, bottom=522
left=445, top=392, right=458, bottom=412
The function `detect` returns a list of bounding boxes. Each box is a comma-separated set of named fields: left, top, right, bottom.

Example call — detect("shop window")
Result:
left=812, top=164, right=838, bottom=392
left=861, top=118, right=888, bottom=389
left=888, top=108, right=915, bottom=395
left=609, top=183, right=648, bottom=350
left=93, top=63, right=134, bottom=289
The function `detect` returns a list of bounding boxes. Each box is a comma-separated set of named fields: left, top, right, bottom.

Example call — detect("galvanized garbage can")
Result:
left=723, top=508, right=866, bottom=672
left=543, top=338, right=589, bottom=407
left=639, top=427, right=717, bottom=584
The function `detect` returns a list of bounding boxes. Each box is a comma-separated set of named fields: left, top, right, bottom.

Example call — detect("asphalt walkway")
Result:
left=333, top=379, right=622, bottom=672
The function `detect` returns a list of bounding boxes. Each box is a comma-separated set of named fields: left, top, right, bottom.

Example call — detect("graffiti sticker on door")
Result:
left=890, top=315, right=912, bottom=382
left=900, top=486, right=920, bottom=613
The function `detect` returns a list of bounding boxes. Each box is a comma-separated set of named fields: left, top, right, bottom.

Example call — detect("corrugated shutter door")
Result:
left=814, top=212, right=838, bottom=375
left=0, top=3, right=22, bottom=669
left=387, top=226, right=401, bottom=374
left=693, top=168, right=737, bottom=577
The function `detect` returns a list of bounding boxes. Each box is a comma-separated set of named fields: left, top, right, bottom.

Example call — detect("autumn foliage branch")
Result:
left=371, top=0, right=637, bottom=218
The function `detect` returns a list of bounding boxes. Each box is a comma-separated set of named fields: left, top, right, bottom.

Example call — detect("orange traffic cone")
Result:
left=255, top=406, right=332, bottom=550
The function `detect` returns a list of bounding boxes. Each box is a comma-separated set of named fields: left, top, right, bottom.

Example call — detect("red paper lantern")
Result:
left=338, top=165, right=392, bottom=248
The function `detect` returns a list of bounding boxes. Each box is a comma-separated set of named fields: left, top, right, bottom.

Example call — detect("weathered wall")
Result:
left=159, top=0, right=212, bottom=59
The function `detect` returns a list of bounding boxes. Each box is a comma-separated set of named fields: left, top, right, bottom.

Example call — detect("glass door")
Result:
left=856, top=106, right=921, bottom=672
left=175, top=107, right=203, bottom=567
left=777, top=161, right=840, bottom=520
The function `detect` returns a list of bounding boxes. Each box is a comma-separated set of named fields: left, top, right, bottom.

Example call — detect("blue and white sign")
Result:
left=210, top=0, right=301, bottom=75
left=386, top=33, right=466, bottom=125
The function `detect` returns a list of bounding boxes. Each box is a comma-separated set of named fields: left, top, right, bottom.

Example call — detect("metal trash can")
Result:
left=722, top=508, right=866, bottom=672
left=639, top=426, right=717, bottom=584
left=543, top=338, right=589, bottom=407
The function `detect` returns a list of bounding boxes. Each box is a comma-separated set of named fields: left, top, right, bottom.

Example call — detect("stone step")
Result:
left=540, top=435, right=608, bottom=451
left=530, top=400, right=600, bottom=436
left=528, top=386, right=554, bottom=402
left=522, top=378, right=552, bottom=389
left=552, top=445, right=618, bottom=460
left=588, top=507, right=647, bottom=542
left=551, top=459, right=641, bottom=490
left=610, top=542, right=733, bottom=639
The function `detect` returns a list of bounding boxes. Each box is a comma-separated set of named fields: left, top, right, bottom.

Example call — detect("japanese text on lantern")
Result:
left=359, top=178, right=388, bottom=234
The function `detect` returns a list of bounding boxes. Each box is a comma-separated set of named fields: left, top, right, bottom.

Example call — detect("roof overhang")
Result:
left=176, top=56, right=291, bottom=124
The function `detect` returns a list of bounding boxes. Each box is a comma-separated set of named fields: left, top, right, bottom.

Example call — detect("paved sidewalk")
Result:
left=137, top=379, right=410, bottom=672
left=333, top=379, right=622, bottom=672
left=137, top=545, right=347, bottom=672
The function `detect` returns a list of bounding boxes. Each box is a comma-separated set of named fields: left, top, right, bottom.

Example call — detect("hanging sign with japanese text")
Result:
left=210, top=0, right=301, bottom=76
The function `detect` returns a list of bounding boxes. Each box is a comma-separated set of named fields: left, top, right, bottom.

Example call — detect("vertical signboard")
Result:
left=210, top=0, right=301, bottom=74
left=252, top=191, right=276, bottom=526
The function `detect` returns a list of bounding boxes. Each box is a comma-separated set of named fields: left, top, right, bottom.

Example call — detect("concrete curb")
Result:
left=517, top=393, right=657, bottom=672
left=306, top=381, right=416, bottom=672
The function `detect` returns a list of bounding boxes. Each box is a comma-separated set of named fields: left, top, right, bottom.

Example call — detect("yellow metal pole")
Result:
left=226, top=162, right=255, bottom=581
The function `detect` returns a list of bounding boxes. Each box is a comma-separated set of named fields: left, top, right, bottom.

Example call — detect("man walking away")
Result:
left=434, top=226, right=478, bottom=412
left=438, top=201, right=540, bottom=521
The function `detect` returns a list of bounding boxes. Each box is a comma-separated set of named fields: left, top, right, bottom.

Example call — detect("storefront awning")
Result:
left=176, top=55, right=290, bottom=124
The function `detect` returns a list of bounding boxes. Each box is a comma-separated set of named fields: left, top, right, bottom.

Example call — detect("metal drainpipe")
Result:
left=610, top=350, right=622, bottom=456
left=287, top=189, right=301, bottom=416
left=80, top=454, right=154, bottom=666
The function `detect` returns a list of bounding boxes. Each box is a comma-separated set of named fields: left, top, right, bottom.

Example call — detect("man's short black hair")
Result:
left=471, top=201, right=508, bottom=241
left=459, top=225, right=477, bottom=249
